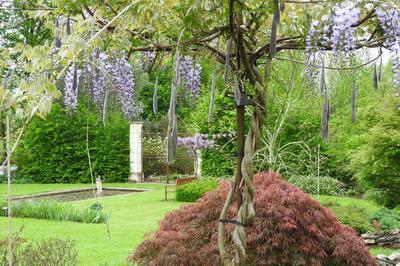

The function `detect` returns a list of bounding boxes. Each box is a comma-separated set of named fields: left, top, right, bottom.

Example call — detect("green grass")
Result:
left=314, top=195, right=380, bottom=214
left=0, top=185, right=398, bottom=265
left=370, top=247, right=400, bottom=256
left=0, top=183, right=183, bottom=266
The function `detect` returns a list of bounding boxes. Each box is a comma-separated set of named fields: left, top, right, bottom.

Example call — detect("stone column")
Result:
left=195, top=149, right=202, bottom=178
left=129, top=122, right=143, bottom=182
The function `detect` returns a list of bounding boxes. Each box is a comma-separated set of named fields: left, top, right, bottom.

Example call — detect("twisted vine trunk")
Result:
left=218, top=1, right=274, bottom=264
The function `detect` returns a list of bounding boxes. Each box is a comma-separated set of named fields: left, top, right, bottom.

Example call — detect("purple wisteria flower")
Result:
left=376, top=6, right=400, bottom=88
left=330, top=1, right=360, bottom=55
left=305, top=20, right=324, bottom=81
left=109, top=54, right=136, bottom=119
left=177, top=134, right=215, bottom=152
left=178, top=56, right=202, bottom=98
left=305, top=1, right=360, bottom=83
left=140, top=51, right=155, bottom=72
left=88, top=51, right=138, bottom=119
left=64, top=63, right=80, bottom=111
left=91, top=50, right=108, bottom=107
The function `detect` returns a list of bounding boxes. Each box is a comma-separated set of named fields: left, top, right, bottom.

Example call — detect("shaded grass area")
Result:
left=0, top=183, right=183, bottom=266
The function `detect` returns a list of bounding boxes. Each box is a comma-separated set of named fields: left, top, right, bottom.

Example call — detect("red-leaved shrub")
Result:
left=129, top=172, right=377, bottom=266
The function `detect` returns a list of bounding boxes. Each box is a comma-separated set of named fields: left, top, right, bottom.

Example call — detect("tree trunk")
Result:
left=0, top=119, right=6, bottom=163
left=235, top=105, right=245, bottom=208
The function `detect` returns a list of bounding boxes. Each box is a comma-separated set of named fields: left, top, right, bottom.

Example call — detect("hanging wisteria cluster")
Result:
left=305, top=21, right=324, bottom=81
left=107, top=53, right=137, bottom=119
left=178, top=56, right=202, bottom=98
left=140, top=51, right=156, bottom=72
left=376, top=6, right=400, bottom=89
left=63, top=50, right=139, bottom=120
left=330, top=2, right=360, bottom=55
left=305, top=1, right=360, bottom=81
left=177, top=134, right=215, bottom=152
left=63, top=63, right=80, bottom=111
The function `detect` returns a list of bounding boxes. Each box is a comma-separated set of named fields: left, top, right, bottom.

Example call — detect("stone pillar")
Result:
left=194, top=149, right=202, bottom=178
left=129, top=122, right=143, bottom=182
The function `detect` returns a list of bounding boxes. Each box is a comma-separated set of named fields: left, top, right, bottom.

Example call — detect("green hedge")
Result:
left=176, top=178, right=218, bottom=202
left=349, top=102, right=400, bottom=208
left=15, top=103, right=130, bottom=183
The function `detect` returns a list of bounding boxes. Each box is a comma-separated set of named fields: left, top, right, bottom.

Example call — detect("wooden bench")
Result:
left=164, top=177, right=196, bottom=201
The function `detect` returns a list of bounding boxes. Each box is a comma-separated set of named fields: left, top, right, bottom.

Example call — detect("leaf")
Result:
left=269, top=0, right=280, bottom=59
left=322, top=91, right=330, bottom=142
left=166, top=52, right=179, bottom=164
left=373, top=63, right=378, bottom=91
left=102, top=87, right=109, bottom=127
left=378, top=56, right=382, bottom=82
left=224, top=36, right=232, bottom=82
left=55, top=17, right=61, bottom=48
left=320, top=60, right=326, bottom=94
left=279, top=0, right=285, bottom=12
left=234, top=75, right=241, bottom=106
left=208, top=69, right=216, bottom=123
left=153, top=76, right=158, bottom=114
left=66, top=15, right=71, bottom=35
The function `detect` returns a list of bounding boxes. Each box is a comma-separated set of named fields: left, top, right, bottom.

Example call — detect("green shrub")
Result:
left=370, top=207, right=400, bottom=230
left=0, top=200, right=109, bottom=224
left=0, top=229, right=25, bottom=265
left=288, top=175, right=346, bottom=196
left=364, top=189, right=397, bottom=209
left=176, top=178, right=218, bottom=202
left=320, top=201, right=374, bottom=234
left=349, top=103, right=400, bottom=208
left=0, top=233, right=78, bottom=266
left=15, top=103, right=130, bottom=183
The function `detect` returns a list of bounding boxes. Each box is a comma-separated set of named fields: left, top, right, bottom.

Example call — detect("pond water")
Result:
left=14, top=188, right=144, bottom=202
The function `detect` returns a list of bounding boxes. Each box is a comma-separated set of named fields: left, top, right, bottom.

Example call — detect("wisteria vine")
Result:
left=305, top=1, right=360, bottom=81
left=178, top=56, right=202, bottom=98
left=376, top=6, right=400, bottom=89
left=63, top=63, right=80, bottom=111
left=177, top=134, right=215, bottom=152
left=63, top=51, right=139, bottom=120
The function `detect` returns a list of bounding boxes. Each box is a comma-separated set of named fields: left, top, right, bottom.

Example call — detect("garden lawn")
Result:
left=0, top=183, right=183, bottom=266
left=0, top=185, right=398, bottom=264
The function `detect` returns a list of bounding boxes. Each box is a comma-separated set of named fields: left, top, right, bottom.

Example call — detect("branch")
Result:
left=275, top=51, right=382, bottom=71
left=353, top=7, right=376, bottom=28
left=284, top=0, right=323, bottom=3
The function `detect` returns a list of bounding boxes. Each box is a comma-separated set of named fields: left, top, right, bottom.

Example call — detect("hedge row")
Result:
left=15, top=103, right=130, bottom=183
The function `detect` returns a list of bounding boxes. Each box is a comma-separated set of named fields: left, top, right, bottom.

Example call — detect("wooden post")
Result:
left=166, top=163, right=170, bottom=184
left=6, top=115, right=12, bottom=266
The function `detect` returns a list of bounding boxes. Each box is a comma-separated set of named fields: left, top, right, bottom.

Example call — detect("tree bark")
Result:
left=235, top=105, right=245, bottom=209
left=0, top=118, right=6, bottom=163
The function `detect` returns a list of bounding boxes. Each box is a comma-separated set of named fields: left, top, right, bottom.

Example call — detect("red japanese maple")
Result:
left=129, top=172, right=377, bottom=266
